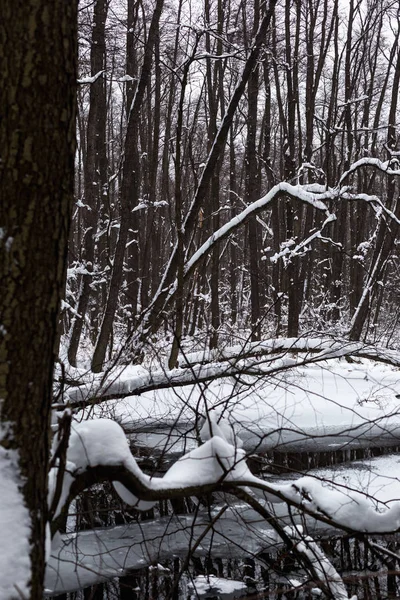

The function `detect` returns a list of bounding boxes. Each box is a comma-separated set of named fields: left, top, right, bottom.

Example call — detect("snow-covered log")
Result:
left=60, top=336, right=400, bottom=409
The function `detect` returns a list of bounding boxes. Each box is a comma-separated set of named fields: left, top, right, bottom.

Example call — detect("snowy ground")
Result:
left=0, top=445, right=31, bottom=599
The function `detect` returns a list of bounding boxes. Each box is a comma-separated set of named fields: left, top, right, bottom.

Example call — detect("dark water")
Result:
left=48, top=540, right=400, bottom=600
left=47, top=443, right=400, bottom=600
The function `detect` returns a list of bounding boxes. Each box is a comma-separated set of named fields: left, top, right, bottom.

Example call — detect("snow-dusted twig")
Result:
left=270, top=214, right=336, bottom=264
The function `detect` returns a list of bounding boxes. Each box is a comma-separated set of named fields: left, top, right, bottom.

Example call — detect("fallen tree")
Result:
left=59, top=336, right=400, bottom=409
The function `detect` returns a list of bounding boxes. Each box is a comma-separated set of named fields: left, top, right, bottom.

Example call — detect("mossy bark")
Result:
left=0, top=1, right=77, bottom=596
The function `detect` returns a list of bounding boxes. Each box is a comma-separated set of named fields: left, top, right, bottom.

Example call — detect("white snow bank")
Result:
left=80, top=357, right=400, bottom=456
left=0, top=443, right=31, bottom=599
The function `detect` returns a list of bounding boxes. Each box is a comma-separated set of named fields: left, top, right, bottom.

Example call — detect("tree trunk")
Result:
left=245, top=29, right=261, bottom=341
left=68, top=0, right=109, bottom=366
left=91, top=0, right=164, bottom=372
left=229, top=131, right=239, bottom=325
left=0, top=0, right=77, bottom=596
left=349, top=43, right=400, bottom=341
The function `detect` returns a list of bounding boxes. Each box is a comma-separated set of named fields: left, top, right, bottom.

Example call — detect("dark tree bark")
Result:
left=0, top=0, right=77, bottom=596
left=245, top=0, right=262, bottom=341
left=262, top=52, right=282, bottom=333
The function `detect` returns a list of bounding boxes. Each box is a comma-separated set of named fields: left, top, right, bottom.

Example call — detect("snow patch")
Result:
left=188, top=575, right=247, bottom=599
left=0, top=441, right=31, bottom=599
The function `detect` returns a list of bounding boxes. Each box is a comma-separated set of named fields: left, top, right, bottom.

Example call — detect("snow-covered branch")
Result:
left=77, top=70, right=104, bottom=84
left=270, top=214, right=336, bottom=263
left=285, top=526, right=357, bottom=600
left=339, top=157, right=400, bottom=186
left=136, top=173, right=392, bottom=352
left=184, top=182, right=333, bottom=274
left=50, top=418, right=400, bottom=539
left=185, top=180, right=400, bottom=278
left=178, top=335, right=400, bottom=369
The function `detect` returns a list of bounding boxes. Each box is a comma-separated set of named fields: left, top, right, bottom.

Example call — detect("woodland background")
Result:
left=66, top=0, right=400, bottom=372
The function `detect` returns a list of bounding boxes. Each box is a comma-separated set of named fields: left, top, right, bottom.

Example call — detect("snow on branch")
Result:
left=140, top=179, right=387, bottom=340
left=141, top=183, right=337, bottom=327
left=178, top=335, right=357, bottom=368
left=270, top=214, right=336, bottom=263
left=77, top=70, right=105, bottom=84
left=131, top=152, right=400, bottom=365
left=184, top=182, right=334, bottom=275
left=340, top=188, right=400, bottom=227
left=285, top=526, right=357, bottom=600
left=339, top=157, right=400, bottom=186
left=185, top=177, right=400, bottom=277
left=50, top=418, right=400, bottom=539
